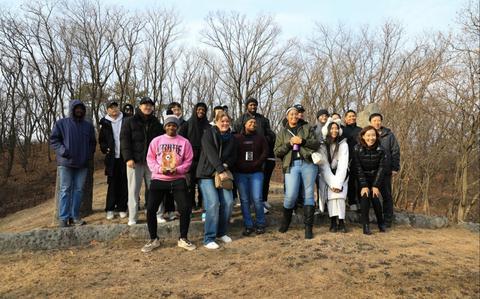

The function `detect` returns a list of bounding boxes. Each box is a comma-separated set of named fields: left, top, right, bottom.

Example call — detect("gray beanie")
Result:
left=163, top=114, right=180, bottom=128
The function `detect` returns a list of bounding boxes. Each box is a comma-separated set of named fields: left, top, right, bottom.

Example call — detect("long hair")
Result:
left=358, top=125, right=380, bottom=148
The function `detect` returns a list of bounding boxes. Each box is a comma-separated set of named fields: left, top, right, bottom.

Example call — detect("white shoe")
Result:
left=178, top=238, right=196, bottom=251
left=128, top=220, right=137, bottom=226
left=235, top=202, right=241, bottom=207
left=168, top=212, right=177, bottom=221
left=201, top=213, right=206, bottom=222
left=218, top=235, right=232, bottom=243
left=264, top=207, right=269, bottom=214
left=157, top=216, right=167, bottom=224
left=119, top=212, right=128, bottom=219
left=106, top=211, right=114, bottom=220
left=264, top=202, right=272, bottom=209
left=141, top=238, right=160, bottom=253
left=204, top=242, right=219, bottom=250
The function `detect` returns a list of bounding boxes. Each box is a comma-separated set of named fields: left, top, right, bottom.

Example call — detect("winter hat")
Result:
left=245, top=97, right=258, bottom=106
left=139, top=97, right=154, bottom=106
left=322, top=117, right=343, bottom=139
left=164, top=114, right=180, bottom=128
left=285, top=105, right=298, bottom=116
left=316, top=109, right=329, bottom=119
left=293, top=103, right=305, bottom=113
left=242, top=115, right=256, bottom=127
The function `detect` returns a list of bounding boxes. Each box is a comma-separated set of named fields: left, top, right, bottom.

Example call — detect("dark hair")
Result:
left=358, top=125, right=379, bottom=148
left=331, top=112, right=341, bottom=118
left=345, top=109, right=356, bottom=116
left=369, top=113, right=383, bottom=121
left=213, top=105, right=224, bottom=111
left=325, top=122, right=343, bottom=145
left=167, top=102, right=181, bottom=110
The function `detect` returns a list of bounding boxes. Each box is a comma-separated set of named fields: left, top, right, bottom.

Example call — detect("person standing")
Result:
left=369, top=113, right=400, bottom=227
left=99, top=100, right=128, bottom=220
left=342, top=110, right=362, bottom=211
left=233, top=116, right=269, bottom=236
left=50, top=99, right=96, bottom=227
left=275, top=106, right=319, bottom=239
left=233, top=98, right=276, bottom=213
left=317, top=118, right=349, bottom=233
left=352, top=126, right=387, bottom=234
left=197, top=111, right=237, bottom=249
left=141, top=114, right=195, bottom=252
left=167, top=102, right=186, bottom=127
left=122, top=103, right=134, bottom=118
left=120, top=97, right=164, bottom=226
left=178, top=102, right=211, bottom=211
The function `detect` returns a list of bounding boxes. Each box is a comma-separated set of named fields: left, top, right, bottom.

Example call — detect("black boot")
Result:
left=304, top=205, right=315, bottom=239
left=363, top=224, right=372, bottom=235
left=378, top=223, right=387, bottom=232
left=329, top=216, right=338, bottom=233
left=338, top=219, right=347, bottom=233
left=278, top=208, right=294, bottom=233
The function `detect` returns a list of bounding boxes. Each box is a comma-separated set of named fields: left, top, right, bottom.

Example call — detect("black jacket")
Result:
left=196, top=126, right=237, bottom=179
left=378, top=127, right=400, bottom=173
left=98, top=117, right=122, bottom=176
left=352, top=143, right=387, bottom=188
left=342, top=123, right=362, bottom=153
left=234, top=112, right=276, bottom=155
left=120, top=110, right=164, bottom=163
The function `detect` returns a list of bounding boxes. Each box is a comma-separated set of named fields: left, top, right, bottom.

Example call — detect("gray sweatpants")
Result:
left=127, top=162, right=152, bottom=222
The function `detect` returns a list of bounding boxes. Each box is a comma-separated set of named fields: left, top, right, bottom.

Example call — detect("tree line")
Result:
left=0, top=0, right=478, bottom=222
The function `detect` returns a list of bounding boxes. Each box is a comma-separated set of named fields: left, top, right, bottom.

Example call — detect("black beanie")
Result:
left=245, top=97, right=258, bottom=106
left=316, top=109, right=329, bottom=119
left=195, top=102, right=208, bottom=111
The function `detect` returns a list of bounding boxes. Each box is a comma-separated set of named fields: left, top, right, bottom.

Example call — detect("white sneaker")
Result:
left=119, top=212, right=128, bottom=219
left=264, top=202, right=272, bottom=209
left=141, top=238, right=160, bottom=253
left=264, top=207, right=270, bottom=214
left=157, top=216, right=167, bottom=224
left=204, top=241, right=219, bottom=250
left=168, top=212, right=177, bottom=221
left=201, top=213, right=206, bottom=222
left=218, top=235, right=232, bottom=243
left=235, top=202, right=241, bottom=207
left=128, top=220, right=137, bottom=226
left=106, top=211, right=114, bottom=220
left=178, top=238, right=196, bottom=251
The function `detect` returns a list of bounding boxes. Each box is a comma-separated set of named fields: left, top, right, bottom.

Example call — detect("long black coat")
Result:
left=98, top=117, right=120, bottom=176
left=120, top=111, right=164, bottom=163
left=352, top=143, right=387, bottom=189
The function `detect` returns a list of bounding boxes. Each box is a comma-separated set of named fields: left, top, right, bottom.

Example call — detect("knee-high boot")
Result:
left=279, top=207, right=294, bottom=233
left=304, top=205, right=315, bottom=239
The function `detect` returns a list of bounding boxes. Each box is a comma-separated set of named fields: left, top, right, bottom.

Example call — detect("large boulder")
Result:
left=357, top=103, right=380, bottom=128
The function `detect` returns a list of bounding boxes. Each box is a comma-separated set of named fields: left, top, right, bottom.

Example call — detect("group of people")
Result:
left=50, top=96, right=400, bottom=252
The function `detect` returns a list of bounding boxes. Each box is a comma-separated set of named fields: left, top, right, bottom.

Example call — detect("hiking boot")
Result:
left=242, top=227, right=255, bottom=236
left=58, top=220, right=69, bottom=228
left=72, top=219, right=86, bottom=226
left=178, top=238, right=196, bottom=251
left=338, top=219, right=348, bottom=233
left=379, top=224, right=387, bottom=233
left=141, top=238, right=160, bottom=253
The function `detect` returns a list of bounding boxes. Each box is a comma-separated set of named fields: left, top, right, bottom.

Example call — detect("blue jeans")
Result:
left=199, top=179, right=233, bottom=244
left=57, top=166, right=88, bottom=221
left=284, top=160, right=317, bottom=209
left=234, top=172, right=265, bottom=229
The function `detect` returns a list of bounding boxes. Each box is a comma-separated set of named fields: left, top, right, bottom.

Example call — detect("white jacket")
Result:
left=319, top=138, right=349, bottom=200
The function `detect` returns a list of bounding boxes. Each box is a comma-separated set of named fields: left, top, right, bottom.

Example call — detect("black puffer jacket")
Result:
left=379, top=127, right=400, bottom=173
left=352, top=143, right=386, bottom=188
left=343, top=123, right=362, bottom=153
left=120, top=110, right=164, bottom=163
left=196, top=126, right=237, bottom=179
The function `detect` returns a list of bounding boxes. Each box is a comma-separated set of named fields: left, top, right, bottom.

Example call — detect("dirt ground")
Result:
left=0, top=226, right=478, bottom=298
left=0, top=169, right=479, bottom=298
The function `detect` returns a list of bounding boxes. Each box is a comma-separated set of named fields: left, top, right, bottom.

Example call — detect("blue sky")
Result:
left=1, top=0, right=464, bottom=43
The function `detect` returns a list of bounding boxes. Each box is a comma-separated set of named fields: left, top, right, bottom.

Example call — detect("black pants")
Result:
left=164, top=193, right=176, bottom=213
left=105, top=158, right=128, bottom=212
left=380, top=175, right=393, bottom=223
left=147, top=179, right=191, bottom=240
left=360, top=193, right=384, bottom=226
left=186, top=170, right=203, bottom=209
left=347, top=172, right=359, bottom=207
left=262, top=159, right=276, bottom=202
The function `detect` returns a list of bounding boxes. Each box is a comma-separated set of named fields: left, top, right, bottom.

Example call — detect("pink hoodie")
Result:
left=147, top=134, right=193, bottom=181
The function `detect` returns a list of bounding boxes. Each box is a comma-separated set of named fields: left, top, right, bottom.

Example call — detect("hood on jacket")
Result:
left=69, top=99, right=86, bottom=119
left=105, top=112, right=123, bottom=123
left=379, top=126, right=392, bottom=137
